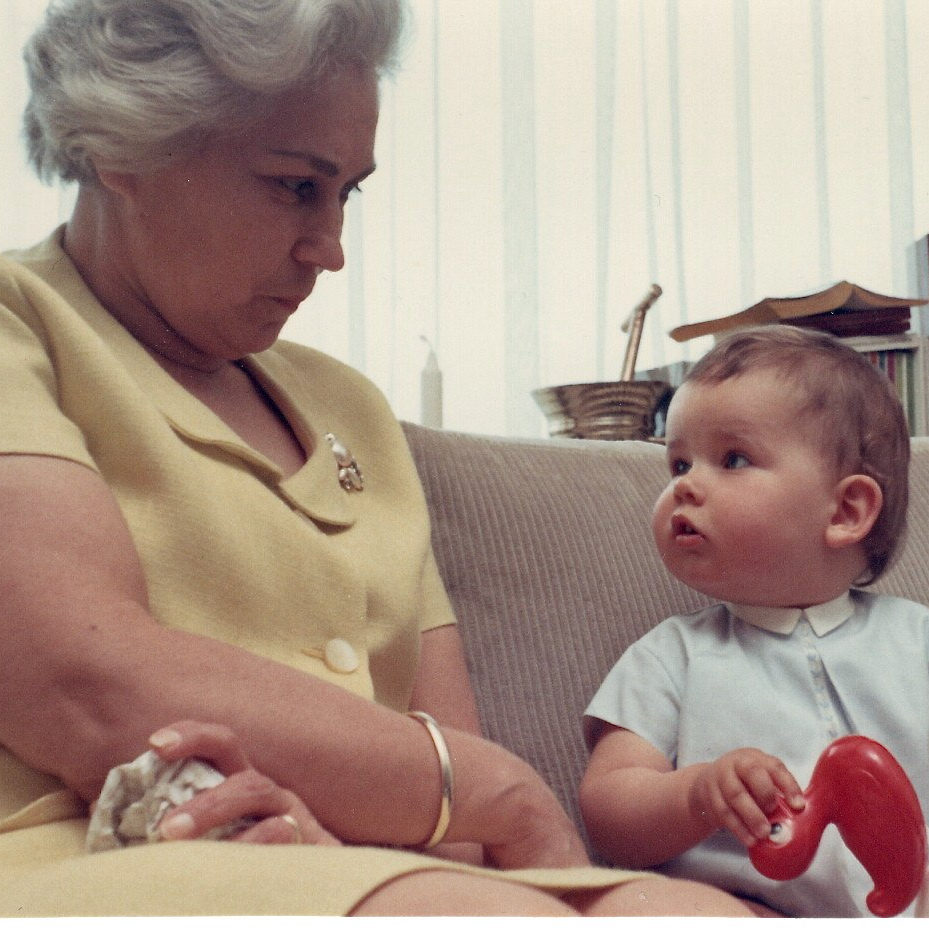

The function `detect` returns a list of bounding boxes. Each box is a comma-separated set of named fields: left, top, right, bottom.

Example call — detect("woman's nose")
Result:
left=292, top=203, right=346, bottom=272
left=292, top=230, right=345, bottom=273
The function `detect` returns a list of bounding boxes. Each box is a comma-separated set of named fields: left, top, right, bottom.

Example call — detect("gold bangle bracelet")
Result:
left=406, top=710, right=454, bottom=848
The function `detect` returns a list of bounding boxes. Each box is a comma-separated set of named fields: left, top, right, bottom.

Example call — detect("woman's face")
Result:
left=100, top=68, right=379, bottom=367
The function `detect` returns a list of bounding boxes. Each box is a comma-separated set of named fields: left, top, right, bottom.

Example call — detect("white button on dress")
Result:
left=323, top=638, right=360, bottom=674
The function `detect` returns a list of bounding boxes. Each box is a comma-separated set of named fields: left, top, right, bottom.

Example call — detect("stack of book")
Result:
left=669, top=281, right=925, bottom=342
left=668, top=282, right=929, bottom=435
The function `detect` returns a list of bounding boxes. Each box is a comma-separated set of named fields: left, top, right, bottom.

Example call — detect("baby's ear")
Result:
left=825, top=474, right=883, bottom=549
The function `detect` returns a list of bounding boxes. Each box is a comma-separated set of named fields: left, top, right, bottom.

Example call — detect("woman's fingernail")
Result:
left=159, top=812, right=194, bottom=840
left=149, top=728, right=182, bottom=750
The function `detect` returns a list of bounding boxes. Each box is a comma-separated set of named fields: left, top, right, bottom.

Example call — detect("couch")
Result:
left=402, top=422, right=929, bottom=858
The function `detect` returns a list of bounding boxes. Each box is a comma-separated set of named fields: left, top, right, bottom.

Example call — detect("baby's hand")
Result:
left=688, top=748, right=805, bottom=847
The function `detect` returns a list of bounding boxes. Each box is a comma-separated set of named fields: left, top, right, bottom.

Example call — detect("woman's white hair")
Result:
left=23, top=0, right=407, bottom=183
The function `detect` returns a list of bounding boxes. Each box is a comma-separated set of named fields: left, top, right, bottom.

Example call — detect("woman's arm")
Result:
left=408, top=624, right=484, bottom=862
left=409, top=625, right=482, bottom=735
left=0, top=454, right=587, bottom=868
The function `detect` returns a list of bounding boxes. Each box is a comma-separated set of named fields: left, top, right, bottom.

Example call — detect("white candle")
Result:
left=420, top=341, right=443, bottom=429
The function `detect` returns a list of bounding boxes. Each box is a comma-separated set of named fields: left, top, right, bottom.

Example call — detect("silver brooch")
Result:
left=326, top=433, right=364, bottom=492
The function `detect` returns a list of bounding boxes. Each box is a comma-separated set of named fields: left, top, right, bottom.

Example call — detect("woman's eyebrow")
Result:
left=270, top=148, right=376, bottom=182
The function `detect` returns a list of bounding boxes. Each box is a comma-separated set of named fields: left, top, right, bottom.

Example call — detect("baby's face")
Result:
left=652, top=371, right=840, bottom=607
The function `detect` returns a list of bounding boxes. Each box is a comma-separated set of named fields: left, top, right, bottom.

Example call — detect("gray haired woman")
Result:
left=0, top=0, right=755, bottom=916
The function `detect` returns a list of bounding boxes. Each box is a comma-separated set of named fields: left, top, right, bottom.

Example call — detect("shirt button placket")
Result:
left=800, top=616, right=840, bottom=741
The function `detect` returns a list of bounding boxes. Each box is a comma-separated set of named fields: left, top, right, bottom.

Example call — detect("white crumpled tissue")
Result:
left=86, top=749, right=252, bottom=852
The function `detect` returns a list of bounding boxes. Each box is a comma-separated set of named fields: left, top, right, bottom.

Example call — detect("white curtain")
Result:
left=3, top=0, right=928, bottom=437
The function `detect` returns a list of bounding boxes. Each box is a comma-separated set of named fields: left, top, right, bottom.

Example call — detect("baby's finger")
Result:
left=702, top=779, right=756, bottom=847
left=715, top=773, right=773, bottom=845
left=724, top=796, right=771, bottom=846
left=742, top=765, right=782, bottom=815
left=769, top=765, right=806, bottom=811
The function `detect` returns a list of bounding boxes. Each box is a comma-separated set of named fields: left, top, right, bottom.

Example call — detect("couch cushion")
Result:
left=402, top=423, right=711, bottom=849
left=874, top=437, right=929, bottom=601
left=403, top=425, right=929, bottom=854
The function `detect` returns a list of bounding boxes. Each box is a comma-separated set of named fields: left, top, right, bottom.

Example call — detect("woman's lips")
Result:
left=268, top=296, right=305, bottom=314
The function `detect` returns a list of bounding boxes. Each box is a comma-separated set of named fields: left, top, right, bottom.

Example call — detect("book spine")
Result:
left=862, top=349, right=916, bottom=436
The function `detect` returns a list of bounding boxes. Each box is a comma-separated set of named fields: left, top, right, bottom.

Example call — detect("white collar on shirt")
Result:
left=726, top=591, right=854, bottom=637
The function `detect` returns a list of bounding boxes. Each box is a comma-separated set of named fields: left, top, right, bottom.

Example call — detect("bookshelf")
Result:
left=843, top=334, right=929, bottom=438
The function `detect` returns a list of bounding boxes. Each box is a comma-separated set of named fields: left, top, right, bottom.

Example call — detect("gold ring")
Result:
left=280, top=813, right=302, bottom=844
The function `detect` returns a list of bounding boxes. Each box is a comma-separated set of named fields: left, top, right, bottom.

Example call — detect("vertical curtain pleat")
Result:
left=595, top=0, right=617, bottom=382
left=500, top=0, right=540, bottom=437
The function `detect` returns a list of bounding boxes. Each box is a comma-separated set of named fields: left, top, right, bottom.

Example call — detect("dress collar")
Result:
left=726, top=591, right=854, bottom=636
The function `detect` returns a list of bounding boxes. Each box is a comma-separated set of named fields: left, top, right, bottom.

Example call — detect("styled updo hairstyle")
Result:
left=23, top=0, right=407, bottom=183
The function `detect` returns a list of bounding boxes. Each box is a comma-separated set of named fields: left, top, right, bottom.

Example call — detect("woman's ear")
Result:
left=95, top=169, right=138, bottom=199
left=825, top=474, right=883, bottom=549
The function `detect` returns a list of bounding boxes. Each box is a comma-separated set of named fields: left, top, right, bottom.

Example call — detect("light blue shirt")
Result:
left=584, top=589, right=929, bottom=917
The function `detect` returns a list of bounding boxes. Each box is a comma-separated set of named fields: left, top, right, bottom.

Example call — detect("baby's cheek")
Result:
left=651, top=490, right=673, bottom=536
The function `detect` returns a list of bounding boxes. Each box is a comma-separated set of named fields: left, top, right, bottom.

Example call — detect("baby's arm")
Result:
left=579, top=723, right=805, bottom=869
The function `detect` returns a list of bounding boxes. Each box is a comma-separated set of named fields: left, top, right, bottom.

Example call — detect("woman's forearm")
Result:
left=0, top=455, right=587, bottom=866
left=27, top=609, right=579, bottom=860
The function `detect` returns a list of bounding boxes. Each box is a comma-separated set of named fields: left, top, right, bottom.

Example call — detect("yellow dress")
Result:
left=0, top=231, right=645, bottom=915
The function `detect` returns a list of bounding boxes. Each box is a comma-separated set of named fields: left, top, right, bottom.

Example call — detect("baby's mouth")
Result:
left=672, top=514, right=701, bottom=539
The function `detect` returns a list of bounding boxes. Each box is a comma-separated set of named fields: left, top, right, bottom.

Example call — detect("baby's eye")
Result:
left=671, top=459, right=691, bottom=476
left=724, top=451, right=751, bottom=469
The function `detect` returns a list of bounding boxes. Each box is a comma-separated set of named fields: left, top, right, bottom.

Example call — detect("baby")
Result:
left=580, top=325, right=928, bottom=917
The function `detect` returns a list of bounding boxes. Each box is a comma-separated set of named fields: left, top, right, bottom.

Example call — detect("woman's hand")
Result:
left=149, top=720, right=340, bottom=847
left=443, top=728, right=590, bottom=870
left=688, top=748, right=805, bottom=847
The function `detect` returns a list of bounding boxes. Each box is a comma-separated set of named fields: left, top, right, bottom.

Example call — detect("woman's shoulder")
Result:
left=1, top=227, right=67, bottom=275
left=0, top=227, right=89, bottom=320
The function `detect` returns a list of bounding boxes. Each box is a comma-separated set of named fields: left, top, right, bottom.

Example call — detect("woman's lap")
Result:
left=0, top=819, right=650, bottom=916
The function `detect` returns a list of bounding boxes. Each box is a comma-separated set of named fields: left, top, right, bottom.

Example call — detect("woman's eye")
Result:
left=724, top=451, right=750, bottom=469
left=280, top=177, right=316, bottom=200
left=339, top=182, right=363, bottom=204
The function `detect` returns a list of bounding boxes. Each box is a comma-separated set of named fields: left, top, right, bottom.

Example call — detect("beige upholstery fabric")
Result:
left=402, top=424, right=929, bottom=857
left=875, top=438, right=929, bottom=603
left=401, top=424, right=710, bottom=853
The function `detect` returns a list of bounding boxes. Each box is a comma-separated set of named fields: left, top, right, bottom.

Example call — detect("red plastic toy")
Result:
left=749, top=735, right=927, bottom=917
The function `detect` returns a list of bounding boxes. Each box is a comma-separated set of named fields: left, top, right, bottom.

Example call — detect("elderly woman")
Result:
left=0, top=0, right=756, bottom=916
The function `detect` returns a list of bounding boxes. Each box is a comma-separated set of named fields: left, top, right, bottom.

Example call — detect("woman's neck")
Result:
left=62, top=187, right=226, bottom=375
